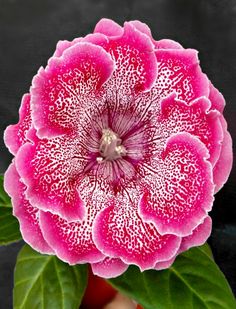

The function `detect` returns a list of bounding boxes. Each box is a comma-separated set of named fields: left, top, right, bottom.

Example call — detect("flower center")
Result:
left=97, top=128, right=127, bottom=163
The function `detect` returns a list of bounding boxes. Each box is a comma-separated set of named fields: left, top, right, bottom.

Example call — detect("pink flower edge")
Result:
left=155, top=216, right=212, bottom=270
left=39, top=210, right=104, bottom=265
left=91, top=257, right=128, bottom=279
left=213, top=117, right=233, bottom=193
left=95, top=18, right=183, bottom=50
left=4, top=94, right=32, bottom=155
left=4, top=163, right=53, bottom=254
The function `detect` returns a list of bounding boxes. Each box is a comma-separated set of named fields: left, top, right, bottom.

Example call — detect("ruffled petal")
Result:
left=128, top=21, right=183, bottom=50
left=209, top=81, right=225, bottom=113
left=99, top=22, right=158, bottom=94
left=94, top=18, right=123, bottom=37
left=4, top=163, right=53, bottom=254
left=180, top=216, right=212, bottom=253
left=139, top=133, right=214, bottom=237
left=82, top=32, right=109, bottom=45
left=53, top=33, right=110, bottom=63
left=4, top=94, right=32, bottom=155
left=39, top=208, right=104, bottom=265
left=155, top=216, right=212, bottom=270
left=213, top=117, right=233, bottom=193
left=128, top=20, right=152, bottom=38
left=208, top=88, right=232, bottom=192
left=159, top=94, right=223, bottom=166
left=154, top=39, right=183, bottom=49
left=15, top=129, right=85, bottom=222
left=152, top=48, right=209, bottom=103
left=53, top=38, right=82, bottom=57
left=154, top=256, right=176, bottom=270
left=91, top=257, right=128, bottom=278
left=31, top=42, right=115, bottom=138
left=93, top=195, right=181, bottom=270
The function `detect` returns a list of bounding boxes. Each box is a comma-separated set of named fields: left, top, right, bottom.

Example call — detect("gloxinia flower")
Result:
left=4, top=19, right=232, bottom=278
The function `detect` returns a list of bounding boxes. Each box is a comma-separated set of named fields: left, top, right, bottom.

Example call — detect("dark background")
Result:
left=0, top=0, right=235, bottom=307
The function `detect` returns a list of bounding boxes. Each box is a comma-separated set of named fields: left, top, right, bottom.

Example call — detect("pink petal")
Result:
left=139, top=133, right=214, bottom=237
left=4, top=163, right=53, bottom=254
left=82, top=32, right=109, bottom=46
left=91, top=257, right=128, bottom=278
left=15, top=130, right=85, bottom=222
left=155, top=216, right=212, bottom=270
left=4, top=94, right=32, bottom=155
left=100, top=22, right=158, bottom=93
left=154, top=39, right=183, bottom=49
left=94, top=18, right=123, bottom=37
left=53, top=34, right=109, bottom=58
left=154, top=256, right=176, bottom=270
left=128, top=20, right=152, bottom=38
left=31, top=42, right=115, bottom=138
left=55, top=33, right=108, bottom=57
left=128, top=21, right=183, bottom=50
left=93, top=202, right=181, bottom=271
left=154, top=48, right=209, bottom=103
left=213, top=118, right=233, bottom=193
left=53, top=38, right=82, bottom=57
left=180, top=216, right=212, bottom=253
left=209, top=82, right=225, bottom=113
left=39, top=209, right=104, bottom=265
left=159, top=94, right=223, bottom=166
left=207, top=84, right=232, bottom=191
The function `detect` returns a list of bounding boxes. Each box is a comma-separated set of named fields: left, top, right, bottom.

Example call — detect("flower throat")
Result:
left=97, top=128, right=127, bottom=163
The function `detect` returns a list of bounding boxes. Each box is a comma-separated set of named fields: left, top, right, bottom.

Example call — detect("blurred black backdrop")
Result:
left=0, top=0, right=235, bottom=307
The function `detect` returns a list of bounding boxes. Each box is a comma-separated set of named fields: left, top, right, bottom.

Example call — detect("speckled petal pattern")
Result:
left=139, top=133, right=214, bottom=237
left=93, top=195, right=181, bottom=270
left=31, top=42, right=114, bottom=138
left=15, top=129, right=86, bottom=222
left=39, top=210, right=104, bottom=264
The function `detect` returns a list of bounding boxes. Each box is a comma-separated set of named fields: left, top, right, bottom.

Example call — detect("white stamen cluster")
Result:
left=97, top=128, right=127, bottom=163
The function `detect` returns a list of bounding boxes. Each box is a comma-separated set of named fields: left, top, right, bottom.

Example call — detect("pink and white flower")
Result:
left=4, top=19, right=232, bottom=278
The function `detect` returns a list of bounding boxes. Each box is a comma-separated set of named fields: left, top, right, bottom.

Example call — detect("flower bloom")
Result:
left=4, top=19, right=232, bottom=278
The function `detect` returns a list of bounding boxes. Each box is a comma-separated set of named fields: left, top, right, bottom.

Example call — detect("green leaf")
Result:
left=108, top=244, right=236, bottom=309
left=0, top=174, right=11, bottom=207
left=0, top=207, right=22, bottom=245
left=0, top=174, right=22, bottom=245
left=14, top=245, right=88, bottom=309
left=198, top=242, right=214, bottom=259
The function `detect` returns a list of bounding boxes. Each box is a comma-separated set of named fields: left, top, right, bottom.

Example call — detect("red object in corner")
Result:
left=136, top=305, right=144, bottom=309
left=81, top=267, right=117, bottom=309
